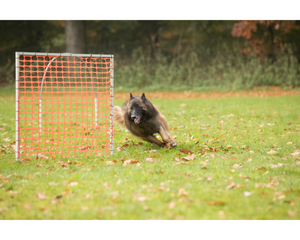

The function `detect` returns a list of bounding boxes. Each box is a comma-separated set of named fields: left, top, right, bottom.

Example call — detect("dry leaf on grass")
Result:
left=288, top=210, right=295, bottom=217
left=36, top=192, right=48, bottom=199
left=207, top=201, right=225, bottom=206
left=182, top=154, right=195, bottom=161
left=136, top=196, right=148, bottom=202
left=243, top=191, right=251, bottom=197
left=267, top=149, right=277, bottom=154
left=23, top=204, right=30, bottom=209
left=116, top=179, right=122, bottom=184
left=123, top=159, right=138, bottom=166
left=226, top=182, right=235, bottom=189
left=233, top=163, right=243, bottom=168
left=256, top=166, right=267, bottom=171
left=178, top=188, right=188, bottom=196
left=49, top=182, right=58, bottom=186
left=291, top=151, right=300, bottom=156
left=145, top=158, right=156, bottom=162
left=173, top=161, right=187, bottom=165
left=168, top=201, right=176, bottom=209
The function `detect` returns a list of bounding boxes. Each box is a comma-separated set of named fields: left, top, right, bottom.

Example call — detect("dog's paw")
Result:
left=171, top=142, right=177, bottom=147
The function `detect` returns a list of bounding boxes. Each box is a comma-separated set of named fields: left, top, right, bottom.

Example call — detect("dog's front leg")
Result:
left=140, top=135, right=169, bottom=148
left=158, top=125, right=177, bottom=147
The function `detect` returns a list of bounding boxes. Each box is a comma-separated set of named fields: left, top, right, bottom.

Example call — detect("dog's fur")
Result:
left=114, top=93, right=177, bottom=148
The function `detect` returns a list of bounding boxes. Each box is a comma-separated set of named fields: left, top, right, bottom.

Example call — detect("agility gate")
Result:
left=15, top=52, right=114, bottom=161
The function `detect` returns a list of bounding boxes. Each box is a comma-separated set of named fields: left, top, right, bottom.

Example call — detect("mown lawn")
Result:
left=0, top=88, right=300, bottom=219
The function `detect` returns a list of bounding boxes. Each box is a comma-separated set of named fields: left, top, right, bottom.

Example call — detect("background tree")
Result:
left=65, top=20, right=86, bottom=53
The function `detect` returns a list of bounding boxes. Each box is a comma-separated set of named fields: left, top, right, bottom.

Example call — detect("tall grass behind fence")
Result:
left=115, top=47, right=300, bottom=91
left=1, top=47, right=300, bottom=91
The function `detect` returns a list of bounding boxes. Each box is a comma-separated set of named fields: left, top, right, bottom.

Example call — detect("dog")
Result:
left=114, top=93, right=177, bottom=148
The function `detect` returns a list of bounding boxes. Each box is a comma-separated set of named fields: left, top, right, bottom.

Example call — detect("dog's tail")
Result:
left=114, top=106, right=127, bottom=129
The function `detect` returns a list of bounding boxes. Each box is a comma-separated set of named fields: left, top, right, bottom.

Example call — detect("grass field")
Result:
left=0, top=87, right=300, bottom=220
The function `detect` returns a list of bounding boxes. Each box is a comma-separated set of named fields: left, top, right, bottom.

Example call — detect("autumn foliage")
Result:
left=231, top=20, right=300, bottom=62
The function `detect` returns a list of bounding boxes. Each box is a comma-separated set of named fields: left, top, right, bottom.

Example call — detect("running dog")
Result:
left=114, top=93, right=177, bottom=148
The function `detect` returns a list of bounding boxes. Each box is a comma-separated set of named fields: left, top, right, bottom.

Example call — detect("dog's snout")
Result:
left=131, top=114, right=137, bottom=119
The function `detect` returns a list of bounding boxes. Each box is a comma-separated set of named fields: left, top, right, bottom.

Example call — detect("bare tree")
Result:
left=65, top=21, right=86, bottom=53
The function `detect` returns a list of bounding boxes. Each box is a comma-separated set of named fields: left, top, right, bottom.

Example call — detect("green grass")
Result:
left=0, top=89, right=300, bottom=219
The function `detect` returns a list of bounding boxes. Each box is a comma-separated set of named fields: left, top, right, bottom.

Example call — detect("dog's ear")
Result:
left=141, top=93, right=146, bottom=101
left=130, top=93, right=134, bottom=100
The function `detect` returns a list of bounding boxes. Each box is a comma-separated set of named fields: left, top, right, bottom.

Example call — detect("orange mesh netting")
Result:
left=16, top=53, right=113, bottom=160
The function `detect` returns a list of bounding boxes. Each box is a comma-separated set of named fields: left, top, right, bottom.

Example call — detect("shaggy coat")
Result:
left=114, top=93, right=177, bottom=148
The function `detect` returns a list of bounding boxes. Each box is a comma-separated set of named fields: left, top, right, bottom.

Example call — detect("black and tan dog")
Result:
left=114, top=93, right=177, bottom=148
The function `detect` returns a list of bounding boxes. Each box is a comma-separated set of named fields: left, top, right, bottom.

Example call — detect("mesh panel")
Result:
left=16, top=53, right=113, bottom=159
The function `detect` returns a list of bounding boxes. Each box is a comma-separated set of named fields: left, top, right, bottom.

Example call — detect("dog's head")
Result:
left=127, top=93, right=147, bottom=124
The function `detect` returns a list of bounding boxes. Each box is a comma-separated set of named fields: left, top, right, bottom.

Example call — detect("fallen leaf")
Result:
left=23, top=204, right=30, bottom=209
left=145, top=158, right=156, bottom=162
left=116, top=179, right=122, bottom=184
left=286, top=142, right=292, bottom=145
left=256, top=166, right=267, bottom=171
left=69, top=182, right=78, bottom=186
left=36, top=153, right=49, bottom=159
left=233, top=163, right=243, bottom=168
left=36, top=192, right=48, bottom=199
left=136, top=196, right=148, bottom=202
left=267, top=149, right=277, bottom=154
left=104, top=182, right=110, bottom=188
left=182, top=154, right=195, bottom=161
left=288, top=210, right=295, bottom=217
left=179, top=148, right=193, bottom=155
left=178, top=188, right=188, bottom=196
left=81, top=206, right=89, bottom=211
left=123, top=159, right=138, bottom=166
left=226, top=182, right=235, bottom=189
left=206, top=177, right=213, bottom=181
left=243, top=191, right=251, bottom=197
left=143, top=206, right=150, bottom=211
left=86, top=194, right=91, bottom=199
left=173, top=161, right=187, bottom=165
left=168, top=201, right=176, bottom=209
left=207, top=201, right=225, bottom=206
left=291, top=151, right=300, bottom=156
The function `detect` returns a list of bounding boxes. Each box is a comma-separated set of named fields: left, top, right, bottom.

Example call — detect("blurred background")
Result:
left=0, top=20, right=300, bottom=91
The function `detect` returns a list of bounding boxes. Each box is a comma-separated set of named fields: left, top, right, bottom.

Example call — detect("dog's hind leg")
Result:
left=139, top=135, right=169, bottom=148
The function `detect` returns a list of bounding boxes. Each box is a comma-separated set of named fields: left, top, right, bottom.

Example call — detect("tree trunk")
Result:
left=293, top=20, right=300, bottom=64
left=65, top=21, right=86, bottom=53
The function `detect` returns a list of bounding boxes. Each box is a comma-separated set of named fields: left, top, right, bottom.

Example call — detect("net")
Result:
left=15, top=52, right=114, bottom=160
